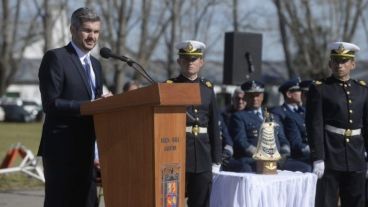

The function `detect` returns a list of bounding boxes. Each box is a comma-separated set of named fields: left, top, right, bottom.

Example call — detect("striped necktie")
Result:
left=256, top=111, right=263, bottom=120
left=83, top=57, right=95, bottom=99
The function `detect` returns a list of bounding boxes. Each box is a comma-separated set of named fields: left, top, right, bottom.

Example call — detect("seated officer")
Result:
left=229, top=80, right=311, bottom=173
left=277, top=80, right=311, bottom=165
left=219, top=88, right=249, bottom=171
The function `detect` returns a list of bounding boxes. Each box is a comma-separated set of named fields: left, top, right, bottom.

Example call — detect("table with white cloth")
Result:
left=210, top=170, right=318, bottom=207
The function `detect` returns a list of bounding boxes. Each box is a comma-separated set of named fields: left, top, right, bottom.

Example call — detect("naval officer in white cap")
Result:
left=166, top=40, right=222, bottom=207
left=306, top=41, right=368, bottom=207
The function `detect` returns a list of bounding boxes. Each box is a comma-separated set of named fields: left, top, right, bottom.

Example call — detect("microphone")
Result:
left=245, top=52, right=255, bottom=74
left=100, top=47, right=133, bottom=66
left=100, top=47, right=156, bottom=84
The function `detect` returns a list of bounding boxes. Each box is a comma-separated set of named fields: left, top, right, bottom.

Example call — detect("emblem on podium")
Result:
left=162, top=164, right=180, bottom=207
left=252, top=109, right=281, bottom=174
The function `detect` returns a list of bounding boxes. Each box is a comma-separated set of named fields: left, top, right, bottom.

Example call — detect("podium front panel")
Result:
left=153, top=106, right=186, bottom=207
left=93, top=106, right=155, bottom=207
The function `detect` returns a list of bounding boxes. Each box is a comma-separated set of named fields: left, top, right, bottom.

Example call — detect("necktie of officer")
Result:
left=294, top=106, right=304, bottom=113
left=256, top=111, right=263, bottom=120
left=83, top=57, right=95, bottom=99
left=293, top=107, right=299, bottom=113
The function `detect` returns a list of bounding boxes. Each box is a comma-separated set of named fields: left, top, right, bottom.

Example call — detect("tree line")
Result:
left=1, top=0, right=368, bottom=95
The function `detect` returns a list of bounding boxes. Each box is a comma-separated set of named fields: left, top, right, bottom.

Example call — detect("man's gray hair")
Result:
left=233, top=87, right=244, bottom=97
left=71, top=7, right=100, bottom=29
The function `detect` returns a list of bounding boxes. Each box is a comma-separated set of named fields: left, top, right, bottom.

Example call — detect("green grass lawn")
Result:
left=0, top=122, right=44, bottom=190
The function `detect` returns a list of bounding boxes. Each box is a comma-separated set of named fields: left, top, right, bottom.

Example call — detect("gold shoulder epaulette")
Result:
left=199, top=77, right=213, bottom=88
left=205, top=81, right=213, bottom=88
left=313, top=80, right=323, bottom=85
left=166, top=80, right=173, bottom=84
left=359, top=80, right=366, bottom=86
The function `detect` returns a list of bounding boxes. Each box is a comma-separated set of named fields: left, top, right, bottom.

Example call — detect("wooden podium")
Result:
left=81, top=83, right=201, bottom=207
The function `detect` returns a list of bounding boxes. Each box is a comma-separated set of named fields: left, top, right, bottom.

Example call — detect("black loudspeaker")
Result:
left=223, top=32, right=262, bottom=85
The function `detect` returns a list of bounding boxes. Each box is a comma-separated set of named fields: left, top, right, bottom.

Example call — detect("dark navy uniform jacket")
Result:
left=306, top=76, right=368, bottom=171
left=272, top=104, right=309, bottom=160
left=167, top=75, right=222, bottom=173
left=230, top=108, right=290, bottom=159
left=219, top=106, right=236, bottom=147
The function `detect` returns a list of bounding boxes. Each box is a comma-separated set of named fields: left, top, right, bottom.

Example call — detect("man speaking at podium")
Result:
left=166, top=40, right=222, bottom=207
left=38, top=7, right=106, bottom=207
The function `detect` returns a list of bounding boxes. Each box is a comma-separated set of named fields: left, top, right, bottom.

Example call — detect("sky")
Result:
left=25, top=0, right=368, bottom=62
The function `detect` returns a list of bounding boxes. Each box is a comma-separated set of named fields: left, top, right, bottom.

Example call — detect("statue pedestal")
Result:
left=256, top=160, right=278, bottom=174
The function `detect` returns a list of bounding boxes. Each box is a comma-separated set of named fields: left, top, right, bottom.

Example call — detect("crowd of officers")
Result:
left=174, top=40, right=368, bottom=207
left=220, top=79, right=313, bottom=174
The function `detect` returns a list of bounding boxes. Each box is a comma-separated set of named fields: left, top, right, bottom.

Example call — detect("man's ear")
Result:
left=70, top=25, right=75, bottom=35
left=286, top=91, right=292, bottom=99
left=351, top=60, right=356, bottom=69
left=199, top=58, right=204, bottom=66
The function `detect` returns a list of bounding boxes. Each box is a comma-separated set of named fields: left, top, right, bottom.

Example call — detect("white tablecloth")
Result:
left=210, top=170, right=317, bottom=207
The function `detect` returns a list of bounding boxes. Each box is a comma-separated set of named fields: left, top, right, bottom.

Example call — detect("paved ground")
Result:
left=0, top=189, right=44, bottom=207
left=0, top=189, right=106, bottom=207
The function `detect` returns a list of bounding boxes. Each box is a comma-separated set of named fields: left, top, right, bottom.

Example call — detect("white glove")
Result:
left=313, top=160, right=325, bottom=179
left=280, top=145, right=291, bottom=156
left=212, top=163, right=221, bottom=173
left=246, top=145, right=257, bottom=155
left=301, top=145, right=310, bottom=153
left=224, top=145, right=234, bottom=156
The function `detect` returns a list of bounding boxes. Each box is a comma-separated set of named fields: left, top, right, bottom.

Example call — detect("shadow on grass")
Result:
left=0, top=173, right=44, bottom=191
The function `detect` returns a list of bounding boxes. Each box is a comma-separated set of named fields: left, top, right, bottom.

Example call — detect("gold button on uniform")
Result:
left=348, top=100, right=352, bottom=104
left=346, top=138, right=350, bottom=143
left=349, top=120, right=353, bottom=123
left=349, top=110, right=353, bottom=114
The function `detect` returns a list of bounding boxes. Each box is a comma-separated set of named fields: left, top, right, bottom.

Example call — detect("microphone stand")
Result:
left=125, top=60, right=156, bottom=84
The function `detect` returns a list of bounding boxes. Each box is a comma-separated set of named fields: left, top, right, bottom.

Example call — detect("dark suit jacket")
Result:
left=38, top=42, right=102, bottom=160
left=38, top=43, right=103, bottom=206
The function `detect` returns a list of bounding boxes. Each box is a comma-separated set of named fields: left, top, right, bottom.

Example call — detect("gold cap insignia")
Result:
left=205, top=81, right=212, bottom=88
left=336, top=44, right=346, bottom=54
left=183, top=42, right=195, bottom=53
left=359, top=80, right=366, bottom=86
left=166, top=80, right=173, bottom=84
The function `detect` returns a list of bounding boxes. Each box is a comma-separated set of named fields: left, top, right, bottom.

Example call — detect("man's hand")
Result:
left=212, top=163, right=221, bottom=173
left=246, top=145, right=257, bottom=156
left=93, top=92, right=113, bottom=102
left=221, top=145, right=233, bottom=167
left=280, top=145, right=291, bottom=157
left=313, top=160, right=325, bottom=179
left=94, top=159, right=101, bottom=170
left=101, top=91, right=113, bottom=98
left=301, top=145, right=310, bottom=156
